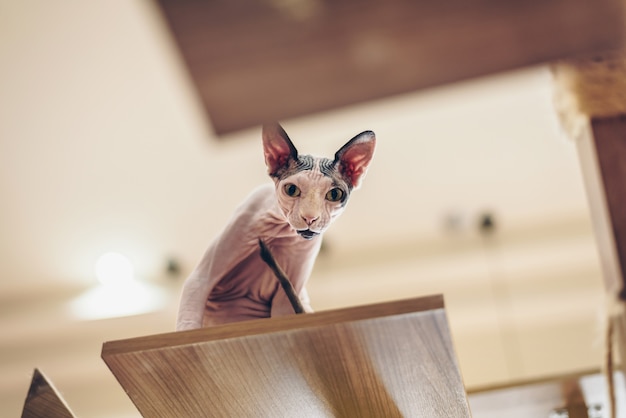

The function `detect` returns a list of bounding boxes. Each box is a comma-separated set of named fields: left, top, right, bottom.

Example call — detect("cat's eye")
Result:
left=284, top=183, right=301, bottom=197
left=325, top=188, right=344, bottom=202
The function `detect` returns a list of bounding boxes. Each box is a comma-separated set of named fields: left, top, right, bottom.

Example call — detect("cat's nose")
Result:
left=301, top=215, right=319, bottom=226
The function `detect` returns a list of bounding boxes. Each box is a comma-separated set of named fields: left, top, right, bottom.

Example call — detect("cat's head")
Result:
left=262, top=123, right=375, bottom=240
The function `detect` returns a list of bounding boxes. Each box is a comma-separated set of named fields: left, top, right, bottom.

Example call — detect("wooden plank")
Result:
left=102, top=295, right=471, bottom=417
left=468, top=370, right=626, bottom=417
left=155, top=0, right=624, bottom=134
left=21, top=369, right=76, bottom=418
left=577, top=116, right=626, bottom=377
left=590, top=117, right=626, bottom=300
left=577, top=116, right=626, bottom=299
left=560, top=379, right=589, bottom=418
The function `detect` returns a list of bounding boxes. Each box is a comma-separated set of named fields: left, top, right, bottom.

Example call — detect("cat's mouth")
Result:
left=297, top=229, right=319, bottom=240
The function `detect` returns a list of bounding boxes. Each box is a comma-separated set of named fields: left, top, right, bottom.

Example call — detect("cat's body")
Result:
left=176, top=123, right=375, bottom=331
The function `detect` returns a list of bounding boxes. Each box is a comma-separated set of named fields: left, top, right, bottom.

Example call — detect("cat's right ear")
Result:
left=262, top=123, right=299, bottom=177
left=334, top=130, right=376, bottom=189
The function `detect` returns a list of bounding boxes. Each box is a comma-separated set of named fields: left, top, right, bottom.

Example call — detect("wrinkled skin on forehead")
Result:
left=176, top=123, right=375, bottom=330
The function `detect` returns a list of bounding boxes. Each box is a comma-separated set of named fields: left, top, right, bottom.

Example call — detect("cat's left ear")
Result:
left=334, top=130, right=376, bottom=189
left=262, top=123, right=299, bottom=178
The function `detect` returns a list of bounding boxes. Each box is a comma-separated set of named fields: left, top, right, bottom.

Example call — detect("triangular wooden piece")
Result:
left=21, top=369, right=76, bottom=418
left=102, top=294, right=471, bottom=417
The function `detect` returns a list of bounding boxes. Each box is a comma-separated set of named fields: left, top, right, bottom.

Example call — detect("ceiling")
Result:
left=0, top=0, right=608, bottom=416
left=155, top=0, right=622, bottom=134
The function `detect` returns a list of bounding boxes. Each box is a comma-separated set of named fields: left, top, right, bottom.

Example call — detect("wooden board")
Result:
left=21, top=369, right=76, bottom=418
left=155, top=0, right=624, bottom=134
left=577, top=116, right=626, bottom=373
left=102, top=295, right=471, bottom=417
left=581, top=116, right=626, bottom=299
left=469, top=370, right=626, bottom=418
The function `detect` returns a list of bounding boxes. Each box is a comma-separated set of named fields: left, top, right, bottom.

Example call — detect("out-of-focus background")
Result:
left=0, top=1, right=608, bottom=416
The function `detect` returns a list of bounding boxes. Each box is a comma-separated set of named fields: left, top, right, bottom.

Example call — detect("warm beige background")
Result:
left=0, top=1, right=606, bottom=417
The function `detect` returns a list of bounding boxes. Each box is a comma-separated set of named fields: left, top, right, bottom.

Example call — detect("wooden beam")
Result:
left=21, top=369, right=75, bottom=418
left=552, top=51, right=626, bottom=390
left=155, top=0, right=624, bottom=134
left=577, top=116, right=626, bottom=299
left=560, top=378, right=589, bottom=418
left=577, top=116, right=626, bottom=378
left=591, top=117, right=626, bottom=300
left=102, top=295, right=471, bottom=417
left=468, top=370, right=624, bottom=417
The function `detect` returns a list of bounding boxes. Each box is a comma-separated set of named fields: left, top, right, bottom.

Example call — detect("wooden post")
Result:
left=577, top=116, right=626, bottom=300
left=552, top=54, right=626, bottom=417
left=561, top=378, right=590, bottom=418
left=577, top=117, right=626, bottom=376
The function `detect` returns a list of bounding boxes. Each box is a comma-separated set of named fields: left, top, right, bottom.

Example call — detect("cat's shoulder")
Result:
left=233, top=183, right=276, bottom=217
left=222, top=183, right=278, bottom=235
left=245, top=183, right=275, bottom=206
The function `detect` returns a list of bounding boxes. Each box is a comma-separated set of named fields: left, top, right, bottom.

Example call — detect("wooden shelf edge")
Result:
left=102, top=294, right=444, bottom=357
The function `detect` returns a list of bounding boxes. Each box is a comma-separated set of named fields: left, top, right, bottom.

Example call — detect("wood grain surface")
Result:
left=155, top=0, right=624, bottom=134
left=469, top=370, right=626, bottom=418
left=21, top=369, right=76, bottom=418
left=577, top=116, right=626, bottom=377
left=585, top=116, right=626, bottom=299
left=102, top=295, right=471, bottom=417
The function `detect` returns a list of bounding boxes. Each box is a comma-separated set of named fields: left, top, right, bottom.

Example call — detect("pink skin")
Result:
left=176, top=124, right=375, bottom=330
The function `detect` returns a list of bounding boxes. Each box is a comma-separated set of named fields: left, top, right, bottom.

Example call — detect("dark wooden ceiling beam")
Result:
left=156, top=0, right=624, bottom=135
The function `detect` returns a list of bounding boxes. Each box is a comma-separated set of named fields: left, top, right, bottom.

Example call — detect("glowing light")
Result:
left=69, top=251, right=169, bottom=320
left=69, top=280, right=168, bottom=321
left=95, top=252, right=134, bottom=286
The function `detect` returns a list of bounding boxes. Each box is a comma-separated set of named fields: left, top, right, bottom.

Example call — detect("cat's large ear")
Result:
left=334, top=131, right=376, bottom=189
left=262, top=123, right=299, bottom=178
